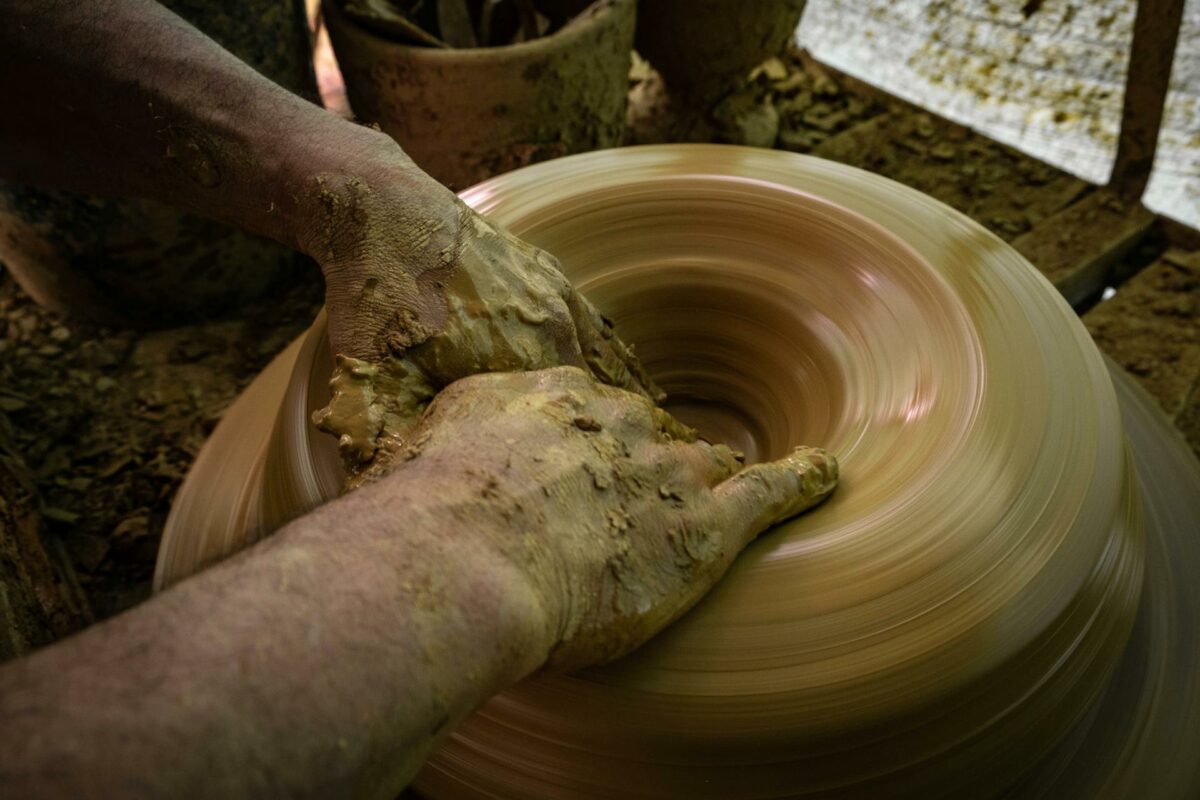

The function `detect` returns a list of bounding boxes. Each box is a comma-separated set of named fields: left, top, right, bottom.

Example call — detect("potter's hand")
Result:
left=357, top=366, right=838, bottom=671
left=309, top=163, right=662, bottom=475
left=0, top=366, right=835, bottom=798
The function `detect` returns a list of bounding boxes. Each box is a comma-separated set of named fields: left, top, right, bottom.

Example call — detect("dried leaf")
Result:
left=342, top=0, right=449, bottom=47
left=112, top=514, right=150, bottom=542
left=42, top=506, right=80, bottom=524
left=34, top=447, right=73, bottom=480
left=96, top=454, right=134, bottom=479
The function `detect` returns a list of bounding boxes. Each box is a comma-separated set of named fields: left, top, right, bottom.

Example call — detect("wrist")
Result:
left=319, top=472, right=555, bottom=687
left=395, top=476, right=557, bottom=684
left=290, top=126, right=454, bottom=267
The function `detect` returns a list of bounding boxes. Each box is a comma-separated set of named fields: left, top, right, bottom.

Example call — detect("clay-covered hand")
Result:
left=356, top=366, right=838, bottom=672
left=306, top=167, right=661, bottom=475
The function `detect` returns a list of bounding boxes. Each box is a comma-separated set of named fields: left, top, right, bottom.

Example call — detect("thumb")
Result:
left=561, top=288, right=665, bottom=404
left=714, top=447, right=839, bottom=545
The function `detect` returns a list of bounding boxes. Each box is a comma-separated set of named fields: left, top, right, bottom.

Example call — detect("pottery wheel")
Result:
left=155, top=145, right=1200, bottom=798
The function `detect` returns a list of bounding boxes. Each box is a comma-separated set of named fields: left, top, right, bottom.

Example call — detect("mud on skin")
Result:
left=338, top=366, right=839, bottom=671
left=310, top=181, right=661, bottom=479
left=307, top=183, right=839, bottom=667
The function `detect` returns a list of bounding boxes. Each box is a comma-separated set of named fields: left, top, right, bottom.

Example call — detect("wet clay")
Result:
left=313, top=201, right=660, bottom=482
left=332, top=364, right=838, bottom=673
left=157, top=148, right=1171, bottom=798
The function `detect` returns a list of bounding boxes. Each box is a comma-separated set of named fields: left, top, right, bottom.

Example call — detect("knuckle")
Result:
left=536, top=256, right=572, bottom=294
left=539, top=255, right=569, bottom=285
left=607, top=392, right=658, bottom=433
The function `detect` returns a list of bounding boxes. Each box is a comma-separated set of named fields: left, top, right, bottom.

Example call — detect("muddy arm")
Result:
left=0, top=367, right=836, bottom=799
left=0, top=461, right=544, bottom=799
left=0, top=0, right=410, bottom=254
left=1, top=0, right=659, bottom=399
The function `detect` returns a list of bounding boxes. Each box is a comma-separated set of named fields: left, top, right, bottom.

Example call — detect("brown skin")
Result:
left=354, top=367, right=837, bottom=672
left=0, top=2, right=840, bottom=796
left=0, top=368, right=836, bottom=798
left=0, top=0, right=655, bottom=397
left=312, top=189, right=661, bottom=475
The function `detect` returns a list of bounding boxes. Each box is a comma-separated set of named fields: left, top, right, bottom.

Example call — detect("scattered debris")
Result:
left=628, top=48, right=883, bottom=150
left=0, top=264, right=322, bottom=620
left=1085, top=249, right=1200, bottom=456
left=812, top=106, right=1088, bottom=241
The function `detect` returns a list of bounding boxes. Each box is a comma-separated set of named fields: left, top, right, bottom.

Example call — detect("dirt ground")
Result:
left=1085, top=248, right=1200, bottom=448
left=0, top=268, right=323, bottom=627
left=1, top=49, right=1195, bottom=643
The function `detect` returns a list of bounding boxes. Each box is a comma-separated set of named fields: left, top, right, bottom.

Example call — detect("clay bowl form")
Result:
left=155, top=145, right=1200, bottom=798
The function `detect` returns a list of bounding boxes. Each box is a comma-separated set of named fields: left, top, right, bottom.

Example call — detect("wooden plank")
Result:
left=1161, top=216, right=1200, bottom=252
left=813, top=107, right=1088, bottom=241
left=1011, top=190, right=1157, bottom=308
left=1084, top=248, right=1200, bottom=458
left=1109, top=0, right=1186, bottom=199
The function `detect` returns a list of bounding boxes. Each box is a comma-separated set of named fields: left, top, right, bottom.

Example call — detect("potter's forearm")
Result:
left=0, top=0, right=431, bottom=255
left=0, top=481, right=548, bottom=799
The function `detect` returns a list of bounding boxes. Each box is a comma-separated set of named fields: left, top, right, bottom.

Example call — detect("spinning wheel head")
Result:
left=158, top=146, right=1200, bottom=798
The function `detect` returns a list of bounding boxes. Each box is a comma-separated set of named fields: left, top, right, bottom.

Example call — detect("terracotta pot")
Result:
left=636, top=0, right=806, bottom=102
left=324, top=0, right=635, bottom=190
left=0, top=0, right=316, bottom=326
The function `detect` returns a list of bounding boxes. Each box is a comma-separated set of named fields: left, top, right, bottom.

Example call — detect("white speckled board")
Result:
left=797, top=0, right=1200, bottom=228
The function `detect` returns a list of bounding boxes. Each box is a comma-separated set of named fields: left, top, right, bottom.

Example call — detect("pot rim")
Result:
left=322, top=0, right=629, bottom=59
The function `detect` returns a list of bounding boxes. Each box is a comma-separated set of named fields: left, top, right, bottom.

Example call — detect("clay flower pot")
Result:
left=636, top=0, right=807, bottom=103
left=323, top=0, right=635, bottom=190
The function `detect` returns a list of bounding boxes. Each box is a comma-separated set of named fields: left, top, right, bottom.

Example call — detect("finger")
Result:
left=604, top=327, right=667, bottom=405
left=561, top=289, right=665, bottom=403
left=661, top=440, right=742, bottom=486
left=544, top=297, right=593, bottom=374
left=651, top=406, right=699, bottom=443
left=714, top=446, right=839, bottom=544
left=569, top=291, right=665, bottom=403
left=532, top=246, right=657, bottom=399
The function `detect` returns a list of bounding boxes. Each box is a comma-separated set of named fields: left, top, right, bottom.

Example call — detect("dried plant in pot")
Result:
left=323, top=0, right=636, bottom=190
